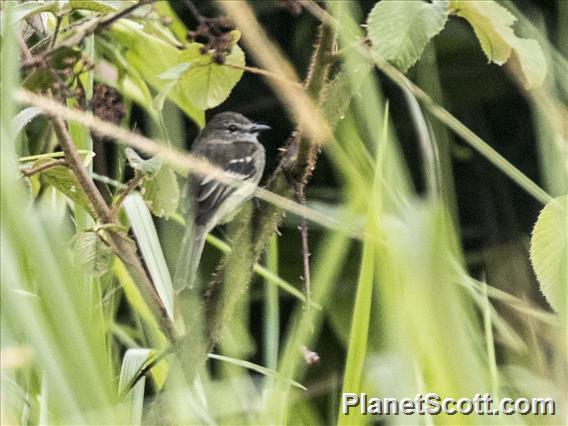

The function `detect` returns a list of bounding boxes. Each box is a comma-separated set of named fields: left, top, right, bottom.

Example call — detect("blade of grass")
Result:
left=123, top=192, right=174, bottom=320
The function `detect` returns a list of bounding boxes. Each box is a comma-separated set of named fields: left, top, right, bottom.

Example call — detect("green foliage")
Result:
left=2, top=0, right=566, bottom=425
left=124, top=147, right=180, bottom=218
left=367, top=0, right=449, bottom=72
left=123, top=193, right=174, bottom=319
left=72, top=230, right=113, bottom=277
left=366, top=0, right=546, bottom=89
left=31, top=155, right=96, bottom=216
left=530, top=196, right=568, bottom=320
left=449, top=0, right=547, bottom=89
left=141, top=166, right=180, bottom=219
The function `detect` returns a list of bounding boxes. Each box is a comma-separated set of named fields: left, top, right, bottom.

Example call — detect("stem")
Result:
left=49, top=115, right=177, bottom=341
left=51, top=116, right=112, bottom=222
left=111, top=172, right=145, bottom=216
left=203, top=22, right=335, bottom=356
left=20, top=158, right=67, bottom=177
left=296, top=183, right=311, bottom=308
left=49, top=15, right=62, bottom=49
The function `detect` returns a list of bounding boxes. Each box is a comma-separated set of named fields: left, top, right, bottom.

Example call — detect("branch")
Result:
left=110, top=172, right=145, bottom=216
left=22, top=0, right=155, bottom=69
left=20, top=158, right=67, bottom=177
left=49, top=115, right=177, bottom=341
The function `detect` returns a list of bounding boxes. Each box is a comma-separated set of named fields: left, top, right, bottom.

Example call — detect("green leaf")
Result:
left=122, top=193, right=174, bottom=320
left=176, top=44, right=245, bottom=110
left=125, top=147, right=162, bottom=176
left=68, top=0, right=119, bottom=13
left=107, top=21, right=205, bottom=125
left=530, top=196, right=568, bottom=320
left=72, top=231, right=112, bottom=277
left=35, top=158, right=95, bottom=216
left=119, top=348, right=151, bottom=425
left=207, top=354, right=306, bottom=390
left=158, top=62, right=195, bottom=81
left=367, top=0, right=449, bottom=72
left=12, top=106, right=44, bottom=137
left=108, top=20, right=244, bottom=123
left=141, top=166, right=180, bottom=218
left=449, top=0, right=547, bottom=89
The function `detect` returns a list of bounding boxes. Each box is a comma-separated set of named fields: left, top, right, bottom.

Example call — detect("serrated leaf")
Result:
left=125, top=147, right=162, bottom=176
left=508, top=37, right=547, bottom=90
left=449, top=0, right=547, bottom=89
left=34, top=158, right=95, bottom=216
left=141, top=166, right=180, bottom=218
left=450, top=0, right=514, bottom=64
left=367, top=0, right=449, bottom=72
left=73, top=231, right=112, bottom=277
left=530, top=196, right=568, bottom=320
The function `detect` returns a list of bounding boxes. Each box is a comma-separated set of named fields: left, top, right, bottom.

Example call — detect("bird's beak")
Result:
left=250, top=123, right=271, bottom=133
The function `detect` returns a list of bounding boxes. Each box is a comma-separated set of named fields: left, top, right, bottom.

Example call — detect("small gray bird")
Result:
left=174, top=112, right=270, bottom=291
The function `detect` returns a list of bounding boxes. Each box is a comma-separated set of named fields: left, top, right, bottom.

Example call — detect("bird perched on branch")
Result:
left=174, top=112, right=270, bottom=291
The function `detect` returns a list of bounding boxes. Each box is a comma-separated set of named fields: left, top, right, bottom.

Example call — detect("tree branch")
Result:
left=49, top=115, right=177, bottom=341
left=21, top=158, right=67, bottom=177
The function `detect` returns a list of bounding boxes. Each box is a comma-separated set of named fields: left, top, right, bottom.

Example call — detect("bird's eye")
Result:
left=228, top=125, right=238, bottom=132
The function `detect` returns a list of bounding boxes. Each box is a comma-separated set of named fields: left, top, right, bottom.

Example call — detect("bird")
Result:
left=173, top=112, right=270, bottom=292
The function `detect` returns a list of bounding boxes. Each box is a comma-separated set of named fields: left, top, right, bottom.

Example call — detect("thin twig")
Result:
left=110, top=172, right=145, bottom=216
left=48, top=115, right=177, bottom=341
left=49, top=15, right=62, bottom=49
left=184, top=0, right=206, bottom=25
left=51, top=116, right=112, bottom=222
left=22, top=0, right=154, bottom=69
left=223, top=63, right=303, bottom=89
left=20, top=158, right=67, bottom=177
left=15, top=90, right=365, bottom=239
left=95, top=0, right=155, bottom=34
left=296, top=183, right=311, bottom=308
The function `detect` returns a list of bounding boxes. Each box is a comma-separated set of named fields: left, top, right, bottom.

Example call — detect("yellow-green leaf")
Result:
left=449, top=0, right=547, bottom=89
left=530, top=196, right=568, bottom=320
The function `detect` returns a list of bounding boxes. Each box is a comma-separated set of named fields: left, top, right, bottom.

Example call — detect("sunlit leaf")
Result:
left=367, top=0, right=449, bottom=72
left=123, top=193, right=174, bottom=319
left=530, top=196, right=568, bottom=320
left=449, top=0, right=547, bottom=89
left=119, top=348, right=152, bottom=425
left=176, top=44, right=245, bottom=110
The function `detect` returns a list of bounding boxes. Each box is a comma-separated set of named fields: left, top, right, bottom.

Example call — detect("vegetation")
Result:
left=1, top=1, right=566, bottom=425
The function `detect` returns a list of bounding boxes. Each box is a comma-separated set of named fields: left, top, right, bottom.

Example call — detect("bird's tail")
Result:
left=173, top=220, right=207, bottom=293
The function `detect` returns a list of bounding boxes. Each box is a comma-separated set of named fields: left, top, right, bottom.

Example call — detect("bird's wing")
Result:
left=189, top=140, right=261, bottom=226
